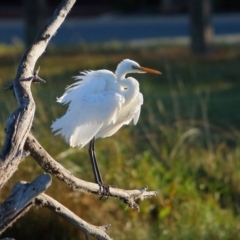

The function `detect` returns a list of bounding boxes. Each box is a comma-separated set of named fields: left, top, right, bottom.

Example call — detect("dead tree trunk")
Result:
left=0, top=0, right=157, bottom=239
left=24, top=0, right=47, bottom=47
left=189, top=0, right=213, bottom=54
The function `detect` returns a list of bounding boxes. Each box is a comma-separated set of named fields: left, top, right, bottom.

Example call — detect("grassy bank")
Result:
left=1, top=43, right=240, bottom=239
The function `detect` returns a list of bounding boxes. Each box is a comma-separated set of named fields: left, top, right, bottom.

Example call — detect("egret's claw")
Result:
left=98, top=184, right=118, bottom=199
left=98, top=183, right=110, bottom=199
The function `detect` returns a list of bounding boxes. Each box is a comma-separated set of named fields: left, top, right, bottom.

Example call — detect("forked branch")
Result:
left=0, top=0, right=157, bottom=238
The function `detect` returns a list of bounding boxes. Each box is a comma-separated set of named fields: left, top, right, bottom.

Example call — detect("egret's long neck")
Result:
left=120, top=77, right=139, bottom=106
left=116, top=70, right=127, bottom=80
left=116, top=65, right=136, bottom=80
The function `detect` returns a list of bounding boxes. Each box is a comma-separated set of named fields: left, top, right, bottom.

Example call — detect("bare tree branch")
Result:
left=0, top=173, right=52, bottom=234
left=35, top=194, right=112, bottom=240
left=0, top=0, right=76, bottom=189
left=0, top=0, right=158, bottom=238
left=25, top=132, right=158, bottom=210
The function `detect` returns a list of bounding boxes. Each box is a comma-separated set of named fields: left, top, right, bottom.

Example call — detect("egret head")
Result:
left=116, top=59, right=161, bottom=79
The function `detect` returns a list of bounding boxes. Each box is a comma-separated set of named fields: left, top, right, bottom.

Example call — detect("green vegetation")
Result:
left=1, top=42, right=240, bottom=239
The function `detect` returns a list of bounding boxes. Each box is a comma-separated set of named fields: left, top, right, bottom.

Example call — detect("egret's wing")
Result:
left=52, top=92, right=124, bottom=147
left=57, top=70, right=114, bottom=105
left=96, top=92, right=143, bottom=139
left=51, top=70, right=124, bottom=147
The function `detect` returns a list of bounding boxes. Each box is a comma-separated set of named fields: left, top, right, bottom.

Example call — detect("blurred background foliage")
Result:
left=0, top=41, right=240, bottom=239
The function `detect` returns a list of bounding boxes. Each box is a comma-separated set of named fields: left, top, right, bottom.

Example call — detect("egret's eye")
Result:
left=132, top=65, right=140, bottom=70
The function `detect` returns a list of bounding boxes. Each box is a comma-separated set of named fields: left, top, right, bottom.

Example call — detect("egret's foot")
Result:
left=98, top=183, right=116, bottom=199
left=98, top=183, right=110, bottom=199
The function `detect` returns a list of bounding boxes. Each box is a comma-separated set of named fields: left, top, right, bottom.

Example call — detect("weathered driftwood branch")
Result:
left=0, top=173, right=52, bottom=234
left=35, top=194, right=112, bottom=240
left=0, top=0, right=76, bottom=188
left=25, top=132, right=158, bottom=211
left=0, top=174, right=112, bottom=240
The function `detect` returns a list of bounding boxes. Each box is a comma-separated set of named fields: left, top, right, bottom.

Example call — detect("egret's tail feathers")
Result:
left=51, top=116, right=76, bottom=146
left=51, top=115, right=103, bottom=148
left=69, top=123, right=103, bottom=147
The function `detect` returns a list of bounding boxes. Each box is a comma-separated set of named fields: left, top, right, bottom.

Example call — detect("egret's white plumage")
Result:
left=51, top=59, right=160, bottom=148
left=51, top=70, right=125, bottom=147
left=95, top=78, right=143, bottom=139
left=51, top=59, right=161, bottom=190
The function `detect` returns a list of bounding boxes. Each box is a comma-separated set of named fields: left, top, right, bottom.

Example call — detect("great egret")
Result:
left=51, top=59, right=161, bottom=194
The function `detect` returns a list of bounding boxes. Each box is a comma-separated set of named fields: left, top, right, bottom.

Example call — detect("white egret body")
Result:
left=51, top=59, right=161, bottom=194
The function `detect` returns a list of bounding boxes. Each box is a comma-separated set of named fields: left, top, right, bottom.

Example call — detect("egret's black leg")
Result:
left=91, top=138, right=104, bottom=184
left=88, top=139, right=100, bottom=184
left=88, top=138, right=110, bottom=198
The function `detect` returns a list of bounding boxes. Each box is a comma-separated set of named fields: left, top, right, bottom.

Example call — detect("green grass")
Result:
left=1, top=43, right=240, bottom=239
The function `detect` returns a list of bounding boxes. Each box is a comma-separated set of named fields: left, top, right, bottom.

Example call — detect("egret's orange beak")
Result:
left=139, top=66, right=162, bottom=74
